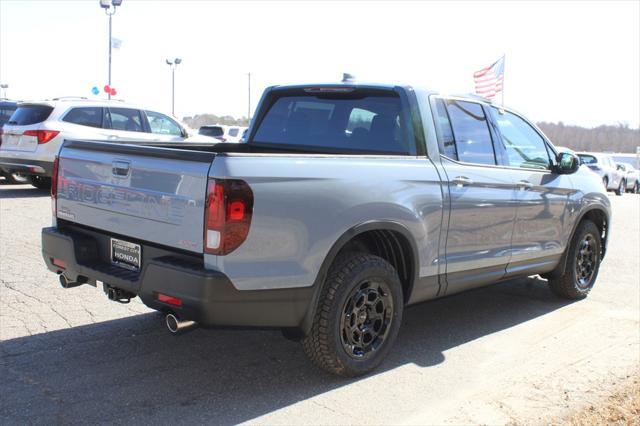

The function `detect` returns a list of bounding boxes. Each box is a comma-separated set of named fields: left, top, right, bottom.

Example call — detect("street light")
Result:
left=166, top=58, right=182, bottom=116
left=0, top=84, right=8, bottom=99
left=99, top=0, right=123, bottom=100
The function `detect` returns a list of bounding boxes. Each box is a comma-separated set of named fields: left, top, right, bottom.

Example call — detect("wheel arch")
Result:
left=300, top=221, right=419, bottom=336
left=551, top=206, right=609, bottom=279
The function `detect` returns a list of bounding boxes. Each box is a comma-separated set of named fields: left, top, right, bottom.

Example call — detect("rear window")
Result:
left=7, top=105, right=54, bottom=126
left=578, top=154, right=597, bottom=164
left=199, top=126, right=224, bottom=137
left=0, top=104, right=17, bottom=126
left=62, top=107, right=104, bottom=128
left=252, top=90, right=414, bottom=155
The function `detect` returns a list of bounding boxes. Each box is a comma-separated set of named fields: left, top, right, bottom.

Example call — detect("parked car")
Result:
left=0, top=99, right=29, bottom=184
left=198, top=124, right=228, bottom=141
left=42, top=82, right=610, bottom=377
left=198, top=124, right=247, bottom=143
left=616, top=162, right=640, bottom=194
left=0, top=98, right=212, bottom=189
left=577, top=152, right=625, bottom=195
left=225, top=126, right=247, bottom=143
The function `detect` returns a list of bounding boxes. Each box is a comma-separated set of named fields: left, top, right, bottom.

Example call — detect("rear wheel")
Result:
left=633, top=181, right=639, bottom=194
left=302, top=252, right=403, bottom=377
left=29, top=175, right=51, bottom=190
left=548, top=220, right=601, bottom=299
left=602, top=177, right=608, bottom=190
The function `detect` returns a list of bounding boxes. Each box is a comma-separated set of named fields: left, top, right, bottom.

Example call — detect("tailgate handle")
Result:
left=112, top=160, right=131, bottom=177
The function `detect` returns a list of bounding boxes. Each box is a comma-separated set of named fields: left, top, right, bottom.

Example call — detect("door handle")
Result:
left=108, top=135, right=118, bottom=140
left=517, top=180, right=533, bottom=190
left=452, top=176, right=473, bottom=187
left=112, top=160, right=131, bottom=177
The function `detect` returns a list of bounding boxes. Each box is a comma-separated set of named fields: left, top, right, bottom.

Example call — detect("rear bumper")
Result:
left=0, top=158, right=53, bottom=176
left=41, top=226, right=313, bottom=328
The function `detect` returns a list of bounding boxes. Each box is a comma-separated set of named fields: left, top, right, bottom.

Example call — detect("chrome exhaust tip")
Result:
left=59, top=274, right=84, bottom=289
left=165, top=313, right=197, bottom=335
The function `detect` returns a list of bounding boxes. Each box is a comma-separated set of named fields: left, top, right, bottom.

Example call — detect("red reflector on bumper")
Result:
left=157, top=293, right=182, bottom=307
left=52, top=258, right=67, bottom=269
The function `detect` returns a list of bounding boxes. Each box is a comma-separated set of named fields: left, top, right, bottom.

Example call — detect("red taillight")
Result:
left=157, top=293, right=182, bottom=307
left=51, top=156, right=59, bottom=215
left=204, top=179, right=253, bottom=255
left=23, top=129, right=59, bottom=144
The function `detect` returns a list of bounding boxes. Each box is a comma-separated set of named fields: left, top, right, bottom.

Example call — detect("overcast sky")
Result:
left=1, top=0, right=638, bottom=128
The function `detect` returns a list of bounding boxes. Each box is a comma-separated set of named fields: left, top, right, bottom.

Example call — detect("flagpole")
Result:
left=501, top=54, right=505, bottom=107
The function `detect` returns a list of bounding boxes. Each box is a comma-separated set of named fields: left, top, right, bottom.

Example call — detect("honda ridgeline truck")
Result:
left=42, top=83, right=610, bottom=377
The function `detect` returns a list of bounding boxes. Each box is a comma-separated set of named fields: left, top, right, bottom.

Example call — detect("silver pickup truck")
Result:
left=42, top=83, right=610, bottom=376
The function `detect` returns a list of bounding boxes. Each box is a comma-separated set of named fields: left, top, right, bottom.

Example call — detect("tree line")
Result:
left=536, top=122, right=639, bottom=153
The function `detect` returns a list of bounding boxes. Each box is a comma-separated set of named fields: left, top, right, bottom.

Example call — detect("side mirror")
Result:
left=556, top=152, right=580, bottom=174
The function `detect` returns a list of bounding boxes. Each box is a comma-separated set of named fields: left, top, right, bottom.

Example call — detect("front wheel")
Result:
left=302, top=252, right=403, bottom=377
left=615, top=179, right=625, bottom=196
left=633, top=181, right=639, bottom=194
left=548, top=220, right=602, bottom=299
left=29, top=176, right=51, bottom=190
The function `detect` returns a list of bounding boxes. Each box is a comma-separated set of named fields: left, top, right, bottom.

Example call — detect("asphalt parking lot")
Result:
left=1, top=182, right=638, bottom=425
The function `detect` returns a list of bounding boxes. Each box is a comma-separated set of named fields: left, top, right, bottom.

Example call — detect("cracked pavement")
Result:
left=1, top=182, right=638, bottom=425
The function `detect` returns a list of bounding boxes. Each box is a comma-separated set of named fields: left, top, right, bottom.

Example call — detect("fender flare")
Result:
left=550, top=206, right=610, bottom=279
left=299, top=220, right=419, bottom=335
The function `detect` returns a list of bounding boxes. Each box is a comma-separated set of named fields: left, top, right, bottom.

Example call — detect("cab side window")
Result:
left=491, top=108, right=551, bottom=170
left=145, top=110, right=183, bottom=136
left=444, top=100, right=496, bottom=165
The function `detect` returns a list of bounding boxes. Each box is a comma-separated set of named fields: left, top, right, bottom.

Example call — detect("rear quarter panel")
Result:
left=207, top=155, right=444, bottom=291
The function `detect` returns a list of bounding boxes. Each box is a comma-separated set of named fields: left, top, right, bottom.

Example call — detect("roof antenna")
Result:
left=342, top=73, right=356, bottom=83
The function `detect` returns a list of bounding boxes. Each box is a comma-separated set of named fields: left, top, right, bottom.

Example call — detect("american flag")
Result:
left=473, top=56, right=505, bottom=99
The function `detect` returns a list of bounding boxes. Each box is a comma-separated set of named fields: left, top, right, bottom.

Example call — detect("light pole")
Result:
left=165, top=58, right=182, bottom=116
left=0, top=84, right=8, bottom=99
left=99, top=0, right=123, bottom=100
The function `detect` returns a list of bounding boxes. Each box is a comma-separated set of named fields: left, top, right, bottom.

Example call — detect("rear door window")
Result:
left=252, top=90, right=414, bottom=155
left=7, top=105, right=54, bottom=126
left=432, top=98, right=457, bottom=160
left=444, top=100, right=496, bottom=165
left=62, top=107, right=104, bottom=128
left=108, top=108, right=144, bottom=132
left=228, top=128, right=239, bottom=137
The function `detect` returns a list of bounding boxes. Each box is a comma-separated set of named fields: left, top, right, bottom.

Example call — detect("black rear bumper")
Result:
left=41, top=226, right=313, bottom=328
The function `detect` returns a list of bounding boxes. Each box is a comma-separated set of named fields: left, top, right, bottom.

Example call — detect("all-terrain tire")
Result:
left=302, top=252, right=403, bottom=377
left=548, top=220, right=602, bottom=300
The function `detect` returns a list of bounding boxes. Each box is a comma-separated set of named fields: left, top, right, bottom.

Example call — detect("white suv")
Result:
left=0, top=98, right=211, bottom=189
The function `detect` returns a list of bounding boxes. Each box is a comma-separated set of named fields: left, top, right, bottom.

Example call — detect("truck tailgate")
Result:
left=56, top=141, right=215, bottom=253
